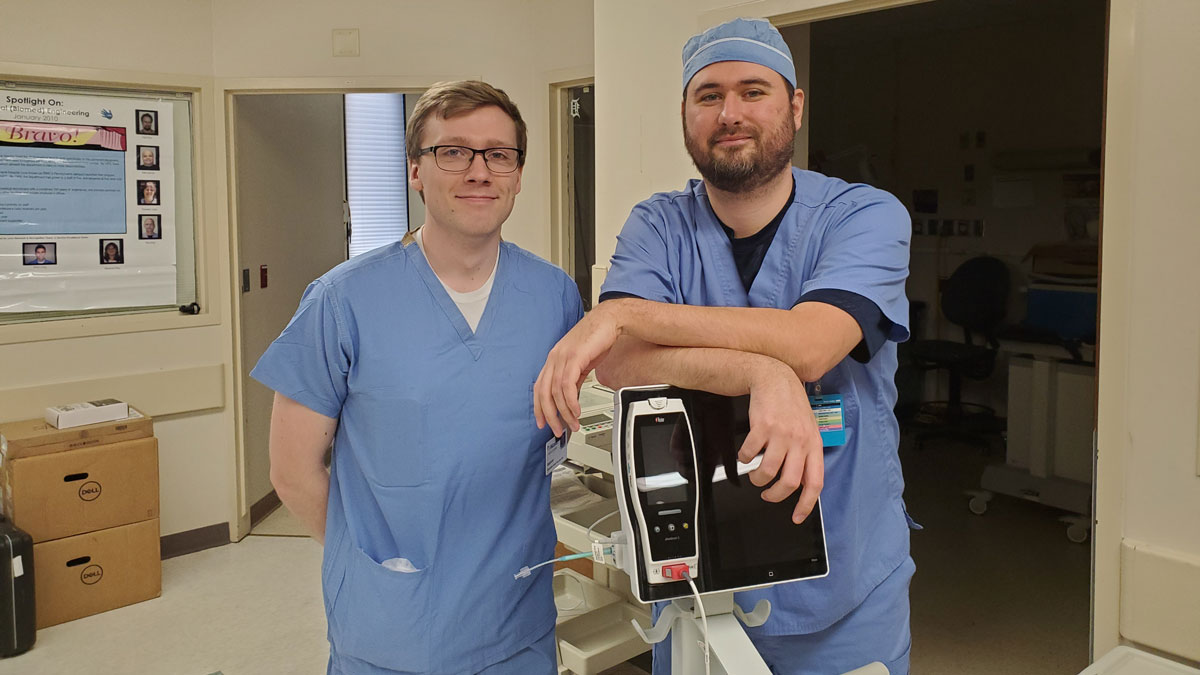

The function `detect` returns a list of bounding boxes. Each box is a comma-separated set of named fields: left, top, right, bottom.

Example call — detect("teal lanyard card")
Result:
left=810, top=394, right=846, bottom=447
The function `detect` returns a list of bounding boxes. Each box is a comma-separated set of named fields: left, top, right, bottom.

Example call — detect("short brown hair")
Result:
left=406, top=80, right=527, bottom=167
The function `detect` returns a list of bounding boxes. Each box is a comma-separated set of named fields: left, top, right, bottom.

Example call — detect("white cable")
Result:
left=586, top=509, right=620, bottom=543
left=514, top=556, right=562, bottom=579
left=683, top=571, right=710, bottom=675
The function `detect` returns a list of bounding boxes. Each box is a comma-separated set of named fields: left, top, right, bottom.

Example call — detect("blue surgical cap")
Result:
left=682, top=18, right=797, bottom=92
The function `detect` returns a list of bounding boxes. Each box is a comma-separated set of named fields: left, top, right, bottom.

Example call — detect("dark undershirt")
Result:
left=600, top=181, right=893, bottom=362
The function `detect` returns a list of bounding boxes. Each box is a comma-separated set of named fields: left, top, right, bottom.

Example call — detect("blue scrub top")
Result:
left=252, top=240, right=583, bottom=673
left=601, top=168, right=914, bottom=635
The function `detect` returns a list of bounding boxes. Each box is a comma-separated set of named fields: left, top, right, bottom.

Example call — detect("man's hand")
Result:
left=534, top=304, right=621, bottom=436
left=739, top=360, right=825, bottom=524
left=269, top=393, right=336, bottom=543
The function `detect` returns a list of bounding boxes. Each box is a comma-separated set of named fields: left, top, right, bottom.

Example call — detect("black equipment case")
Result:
left=1, top=515, right=36, bottom=658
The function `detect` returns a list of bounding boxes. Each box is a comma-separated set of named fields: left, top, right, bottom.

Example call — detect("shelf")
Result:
left=554, top=568, right=621, bottom=624
left=568, top=437, right=613, bottom=474
left=557, top=601, right=652, bottom=675
left=555, top=497, right=620, bottom=554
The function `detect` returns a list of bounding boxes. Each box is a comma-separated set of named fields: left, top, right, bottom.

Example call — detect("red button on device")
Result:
left=663, top=563, right=689, bottom=579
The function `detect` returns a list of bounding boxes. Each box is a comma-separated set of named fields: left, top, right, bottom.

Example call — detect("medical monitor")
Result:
left=614, top=385, right=829, bottom=603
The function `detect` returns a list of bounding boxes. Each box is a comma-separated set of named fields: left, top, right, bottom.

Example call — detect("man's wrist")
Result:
left=600, top=297, right=636, bottom=336
left=745, top=353, right=791, bottom=391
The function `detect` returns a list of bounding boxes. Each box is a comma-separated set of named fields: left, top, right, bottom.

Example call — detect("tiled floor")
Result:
left=7, top=435, right=1089, bottom=675
left=902, top=434, right=1091, bottom=674
left=7, top=533, right=328, bottom=674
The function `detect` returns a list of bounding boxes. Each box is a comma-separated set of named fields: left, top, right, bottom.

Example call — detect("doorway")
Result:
left=231, top=89, right=423, bottom=533
left=780, top=0, right=1106, bottom=672
left=550, top=79, right=596, bottom=309
left=232, top=93, right=350, bottom=526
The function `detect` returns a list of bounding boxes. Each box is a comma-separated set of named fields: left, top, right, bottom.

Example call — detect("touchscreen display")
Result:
left=633, top=411, right=695, bottom=561
left=692, top=393, right=827, bottom=588
left=709, top=466, right=825, bottom=572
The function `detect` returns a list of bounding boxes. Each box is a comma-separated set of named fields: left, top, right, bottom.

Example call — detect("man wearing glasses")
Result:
left=253, top=80, right=582, bottom=675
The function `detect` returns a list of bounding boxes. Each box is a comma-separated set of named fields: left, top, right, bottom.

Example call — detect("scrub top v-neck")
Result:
left=252, top=238, right=583, bottom=674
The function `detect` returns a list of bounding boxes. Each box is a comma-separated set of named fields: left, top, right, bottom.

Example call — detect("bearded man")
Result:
left=534, top=17, right=917, bottom=675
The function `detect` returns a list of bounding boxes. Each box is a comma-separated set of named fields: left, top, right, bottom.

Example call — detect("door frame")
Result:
left=546, top=68, right=595, bottom=282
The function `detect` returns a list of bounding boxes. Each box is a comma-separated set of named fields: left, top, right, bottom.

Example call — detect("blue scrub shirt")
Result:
left=252, top=240, right=583, bottom=674
left=601, top=168, right=914, bottom=636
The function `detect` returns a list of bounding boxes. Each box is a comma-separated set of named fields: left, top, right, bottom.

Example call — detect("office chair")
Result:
left=908, top=256, right=1010, bottom=447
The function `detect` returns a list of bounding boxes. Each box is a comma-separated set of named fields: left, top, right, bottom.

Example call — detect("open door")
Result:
left=232, top=93, right=350, bottom=534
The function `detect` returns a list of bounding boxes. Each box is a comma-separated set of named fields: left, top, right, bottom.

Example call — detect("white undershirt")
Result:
left=413, top=228, right=498, bottom=332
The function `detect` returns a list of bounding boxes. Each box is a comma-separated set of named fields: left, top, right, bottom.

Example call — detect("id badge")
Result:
left=545, top=429, right=569, bottom=475
left=809, top=394, right=847, bottom=447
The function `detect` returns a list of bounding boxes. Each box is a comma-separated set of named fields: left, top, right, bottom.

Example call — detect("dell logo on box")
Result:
left=78, top=481, right=102, bottom=501
left=81, top=565, right=104, bottom=585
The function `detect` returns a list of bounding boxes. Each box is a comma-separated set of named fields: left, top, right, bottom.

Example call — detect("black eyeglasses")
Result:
left=418, top=145, right=523, bottom=173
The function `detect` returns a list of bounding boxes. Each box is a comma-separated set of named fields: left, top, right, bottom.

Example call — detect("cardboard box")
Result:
left=45, top=398, right=130, bottom=430
left=33, top=518, right=161, bottom=628
left=0, top=409, right=152, bottom=461
left=2, top=437, right=159, bottom=543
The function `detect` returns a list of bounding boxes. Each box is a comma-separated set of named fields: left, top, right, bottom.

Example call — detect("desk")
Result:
left=970, top=348, right=1095, bottom=541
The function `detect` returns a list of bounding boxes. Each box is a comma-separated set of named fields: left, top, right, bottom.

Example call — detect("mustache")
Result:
left=709, top=126, right=760, bottom=146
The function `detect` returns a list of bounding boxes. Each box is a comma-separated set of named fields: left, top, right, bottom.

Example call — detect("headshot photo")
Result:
left=136, top=109, right=158, bottom=135
left=22, top=242, right=57, bottom=266
left=100, top=239, right=124, bottom=265
left=137, top=145, right=159, bottom=171
left=139, top=214, right=161, bottom=240
left=137, top=179, right=160, bottom=205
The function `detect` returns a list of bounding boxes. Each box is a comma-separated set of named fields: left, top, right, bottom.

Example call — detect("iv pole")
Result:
left=632, top=592, right=889, bottom=675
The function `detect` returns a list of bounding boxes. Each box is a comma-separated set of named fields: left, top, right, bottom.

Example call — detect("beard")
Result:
left=684, top=110, right=796, bottom=193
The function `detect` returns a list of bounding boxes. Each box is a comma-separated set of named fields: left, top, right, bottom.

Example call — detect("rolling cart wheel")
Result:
left=968, top=496, right=988, bottom=515
left=1066, top=524, right=1089, bottom=544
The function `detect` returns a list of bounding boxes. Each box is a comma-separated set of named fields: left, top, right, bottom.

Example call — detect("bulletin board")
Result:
left=0, top=83, right=196, bottom=319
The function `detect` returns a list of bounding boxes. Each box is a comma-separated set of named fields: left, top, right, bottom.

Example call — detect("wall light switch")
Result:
left=333, top=29, right=360, bottom=57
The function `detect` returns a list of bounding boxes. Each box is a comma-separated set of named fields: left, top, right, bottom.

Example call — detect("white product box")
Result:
left=44, top=399, right=130, bottom=430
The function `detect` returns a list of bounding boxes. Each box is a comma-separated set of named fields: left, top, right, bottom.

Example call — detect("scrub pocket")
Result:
left=330, top=545, right=433, bottom=672
left=352, top=392, right=429, bottom=487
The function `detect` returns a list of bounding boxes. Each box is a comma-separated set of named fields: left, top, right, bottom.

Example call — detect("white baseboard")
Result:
left=1120, top=540, right=1200, bottom=662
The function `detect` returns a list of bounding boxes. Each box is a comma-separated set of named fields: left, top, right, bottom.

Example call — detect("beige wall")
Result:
left=595, top=0, right=1200, bottom=664
left=0, top=0, right=213, bottom=75
left=234, top=94, right=348, bottom=507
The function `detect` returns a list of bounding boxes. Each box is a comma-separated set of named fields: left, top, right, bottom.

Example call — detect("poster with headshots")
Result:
left=0, top=89, right=177, bottom=311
